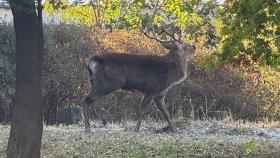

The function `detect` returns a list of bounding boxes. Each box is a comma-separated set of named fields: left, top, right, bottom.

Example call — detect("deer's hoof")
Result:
left=170, top=128, right=178, bottom=133
left=85, top=128, right=91, bottom=133
left=134, top=127, right=140, bottom=132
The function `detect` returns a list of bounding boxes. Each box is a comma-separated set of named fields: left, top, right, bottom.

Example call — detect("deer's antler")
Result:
left=161, top=27, right=177, bottom=41
left=140, top=28, right=174, bottom=43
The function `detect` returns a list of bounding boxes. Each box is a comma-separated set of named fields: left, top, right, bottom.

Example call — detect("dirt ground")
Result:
left=1, top=120, right=280, bottom=158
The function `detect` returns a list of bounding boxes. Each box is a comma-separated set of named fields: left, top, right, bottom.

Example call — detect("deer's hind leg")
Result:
left=84, top=64, right=125, bottom=130
left=154, top=95, right=176, bottom=132
left=84, top=80, right=123, bottom=131
left=135, top=95, right=154, bottom=132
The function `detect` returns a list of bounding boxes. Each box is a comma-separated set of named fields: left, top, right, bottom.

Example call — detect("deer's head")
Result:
left=161, top=41, right=196, bottom=57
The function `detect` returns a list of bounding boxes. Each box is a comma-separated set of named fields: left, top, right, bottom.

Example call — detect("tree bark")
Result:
left=7, top=0, right=44, bottom=157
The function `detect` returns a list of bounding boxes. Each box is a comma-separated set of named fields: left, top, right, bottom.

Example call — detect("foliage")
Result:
left=219, top=0, right=280, bottom=66
left=45, top=0, right=280, bottom=66
left=46, top=4, right=95, bottom=26
left=44, top=0, right=145, bottom=29
left=242, top=139, right=258, bottom=156
left=44, top=0, right=220, bottom=46
left=161, top=0, right=219, bottom=41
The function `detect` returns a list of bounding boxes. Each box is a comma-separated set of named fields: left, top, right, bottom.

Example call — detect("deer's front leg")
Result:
left=154, top=95, right=177, bottom=132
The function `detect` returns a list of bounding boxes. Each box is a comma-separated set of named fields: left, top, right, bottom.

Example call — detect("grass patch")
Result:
left=1, top=121, right=280, bottom=158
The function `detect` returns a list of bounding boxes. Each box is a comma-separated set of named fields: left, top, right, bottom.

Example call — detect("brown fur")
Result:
left=84, top=41, right=196, bottom=132
left=88, top=53, right=185, bottom=95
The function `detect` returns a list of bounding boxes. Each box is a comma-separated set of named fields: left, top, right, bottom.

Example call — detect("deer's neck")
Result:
left=168, top=51, right=187, bottom=73
left=164, top=51, right=187, bottom=88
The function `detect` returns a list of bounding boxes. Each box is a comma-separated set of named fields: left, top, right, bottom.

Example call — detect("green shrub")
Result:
left=242, top=139, right=258, bottom=156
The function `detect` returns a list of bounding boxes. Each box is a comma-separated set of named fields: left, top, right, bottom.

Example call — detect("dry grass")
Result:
left=1, top=120, right=280, bottom=158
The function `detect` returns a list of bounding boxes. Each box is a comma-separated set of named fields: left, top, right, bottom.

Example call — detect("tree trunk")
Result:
left=7, top=0, right=44, bottom=157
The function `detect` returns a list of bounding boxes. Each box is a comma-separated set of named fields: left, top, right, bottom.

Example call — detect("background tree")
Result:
left=44, top=0, right=220, bottom=41
left=7, top=0, right=44, bottom=157
left=219, top=0, right=280, bottom=66
left=45, top=0, right=145, bottom=28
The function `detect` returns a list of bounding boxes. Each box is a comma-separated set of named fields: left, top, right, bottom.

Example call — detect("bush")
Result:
left=193, top=49, right=280, bottom=119
left=240, top=64, right=280, bottom=117
left=56, top=107, right=84, bottom=125
left=0, top=23, right=15, bottom=122
left=0, top=23, right=279, bottom=124
left=42, top=24, right=95, bottom=124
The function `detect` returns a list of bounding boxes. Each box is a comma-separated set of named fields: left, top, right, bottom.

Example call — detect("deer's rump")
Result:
left=89, top=54, right=173, bottom=94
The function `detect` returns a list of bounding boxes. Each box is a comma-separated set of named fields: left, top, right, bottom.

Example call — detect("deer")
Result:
left=83, top=28, right=196, bottom=132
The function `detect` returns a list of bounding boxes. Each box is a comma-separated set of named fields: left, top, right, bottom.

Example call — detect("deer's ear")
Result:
left=161, top=42, right=176, bottom=50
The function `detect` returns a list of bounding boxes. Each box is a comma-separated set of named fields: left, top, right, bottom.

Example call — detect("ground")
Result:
left=1, top=120, right=280, bottom=158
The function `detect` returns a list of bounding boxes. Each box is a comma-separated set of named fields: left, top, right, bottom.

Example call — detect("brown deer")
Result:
left=83, top=29, right=196, bottom=132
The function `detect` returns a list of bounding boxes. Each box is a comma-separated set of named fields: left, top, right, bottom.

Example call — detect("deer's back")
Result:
left=89, top=53, right=184, bottom=94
